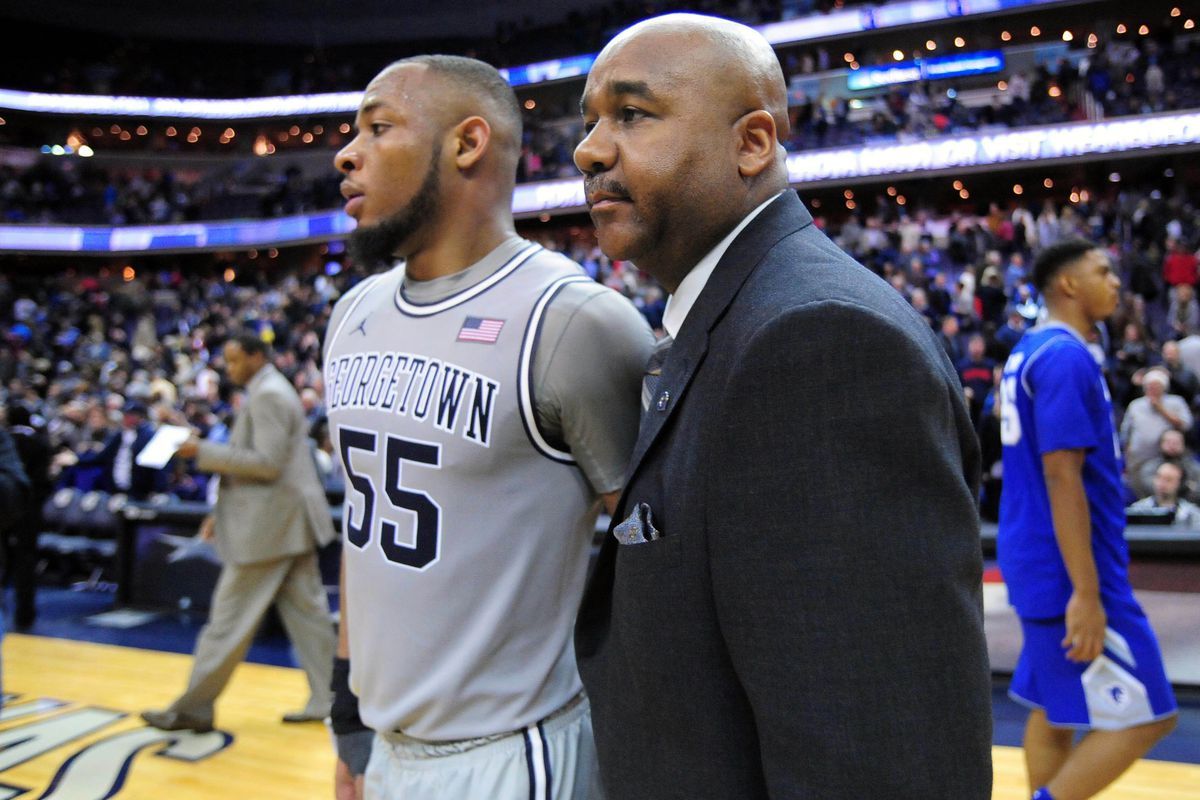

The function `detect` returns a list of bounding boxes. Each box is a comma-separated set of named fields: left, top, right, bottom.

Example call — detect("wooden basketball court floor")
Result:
left=3, top=633, right=1197, bottom=799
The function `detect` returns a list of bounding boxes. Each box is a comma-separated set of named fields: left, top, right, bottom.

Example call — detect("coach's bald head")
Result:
left=598, top=15, right=790, bottom=143
left=576, top=14, right=790, bottom=290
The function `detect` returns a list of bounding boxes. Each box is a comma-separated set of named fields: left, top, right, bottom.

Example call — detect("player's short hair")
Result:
left=394, top=55, right=522, bottom=160
left=1032, top=238, right=1102, bottom=293
left=227, top=331, right=270, bottom=358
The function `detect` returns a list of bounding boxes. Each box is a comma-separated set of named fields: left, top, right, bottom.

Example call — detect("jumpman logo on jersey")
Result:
left=351, top=316, right=370, bottom=336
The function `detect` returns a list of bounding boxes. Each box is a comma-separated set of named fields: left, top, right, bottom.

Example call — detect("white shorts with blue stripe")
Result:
left=365, top=692, right=601, bottom=800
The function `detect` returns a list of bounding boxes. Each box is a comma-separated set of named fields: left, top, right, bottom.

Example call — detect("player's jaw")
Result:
left=1084, top=281, right=1120, bottom=326
left=346, top=154, right=441, bottom=269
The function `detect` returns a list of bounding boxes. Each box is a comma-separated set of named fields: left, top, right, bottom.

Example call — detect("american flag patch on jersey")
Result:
left=457, top=316, right=505, bottom=343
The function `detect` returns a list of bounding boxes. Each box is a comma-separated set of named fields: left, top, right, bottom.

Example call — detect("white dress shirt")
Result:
left=661, top=192, right=784, bottom=339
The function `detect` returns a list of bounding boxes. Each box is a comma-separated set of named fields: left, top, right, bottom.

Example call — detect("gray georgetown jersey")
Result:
left=324, top=239, right=645, bottom=740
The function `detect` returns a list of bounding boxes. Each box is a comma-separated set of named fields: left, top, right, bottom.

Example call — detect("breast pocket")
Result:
left=611, top=501, right=682, bottom=576
left=616, top=533, right=683, bottom=576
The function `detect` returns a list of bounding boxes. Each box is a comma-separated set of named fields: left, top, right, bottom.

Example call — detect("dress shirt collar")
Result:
left=661, top=192, right=783, bottom=339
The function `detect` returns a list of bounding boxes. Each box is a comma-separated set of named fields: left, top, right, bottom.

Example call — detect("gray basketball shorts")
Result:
left=364, top=692, right=602, bottom=800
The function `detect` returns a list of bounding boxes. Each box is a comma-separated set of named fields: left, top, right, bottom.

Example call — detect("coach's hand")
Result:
left=1062, top=590, right=1105, bottom=662
left=176, top=436, right=201, bottom=459
left=335, top=756, right=364, bottom=800
left=198, top=515, right=216, bottom=542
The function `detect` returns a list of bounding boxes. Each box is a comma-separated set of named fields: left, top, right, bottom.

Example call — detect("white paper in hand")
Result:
left=135, top=425, right=192, bottom=469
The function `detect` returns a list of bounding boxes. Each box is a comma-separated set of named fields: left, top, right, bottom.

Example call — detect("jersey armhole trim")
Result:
left=325, top=272, right=388, bottom=362
left=1019, top=332, right=1088, bottom=399
left=517, top=275, right=595, bottom=464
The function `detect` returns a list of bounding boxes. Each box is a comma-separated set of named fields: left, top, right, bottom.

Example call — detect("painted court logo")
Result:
left=0, top=694, right=231, bottom=799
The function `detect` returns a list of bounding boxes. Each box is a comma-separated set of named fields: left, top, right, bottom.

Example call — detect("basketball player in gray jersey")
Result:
left=326, top=56, right=653, bottom=800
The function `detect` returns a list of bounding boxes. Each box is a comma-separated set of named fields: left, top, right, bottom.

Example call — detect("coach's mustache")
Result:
left=584, top=178, right=632, bottom=207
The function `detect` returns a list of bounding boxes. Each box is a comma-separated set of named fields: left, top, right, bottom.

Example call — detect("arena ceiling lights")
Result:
left=0, top=89, right=363, bottom=120
left=0, top=0, right=1075, bottom=117
left=3, top=111, right=1197, bottom=254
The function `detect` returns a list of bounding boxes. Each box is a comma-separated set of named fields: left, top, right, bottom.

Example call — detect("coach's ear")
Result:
left=452, top=116, right=492, bottom=171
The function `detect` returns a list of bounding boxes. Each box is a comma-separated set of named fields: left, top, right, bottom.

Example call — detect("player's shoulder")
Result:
left=330, top=267, right=400, bottom=315
left=544, top=279, right=651, bottom=342
left=1018, top=326, right=1100, bottom=392
left=515, top=244, right=593, bottom=290
left=1019, top=325, right=1094, bottom=366
left=325, top=267, right=402, bottom=355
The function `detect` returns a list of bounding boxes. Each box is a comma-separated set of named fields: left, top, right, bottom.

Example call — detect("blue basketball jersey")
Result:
left=997, top=323, right=1131, bottom=619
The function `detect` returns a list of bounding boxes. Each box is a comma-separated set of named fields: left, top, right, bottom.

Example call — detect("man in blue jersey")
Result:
left=998, top=238, right=1177, bottom=800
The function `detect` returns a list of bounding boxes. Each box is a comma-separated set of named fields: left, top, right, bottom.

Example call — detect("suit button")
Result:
left=656, top=390, right=670, bottom=411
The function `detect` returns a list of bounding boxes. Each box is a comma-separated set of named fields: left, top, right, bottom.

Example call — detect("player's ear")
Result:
left=1053, top=268, right=1076, bottom=299
left=452, top=116, right=491, bottom=171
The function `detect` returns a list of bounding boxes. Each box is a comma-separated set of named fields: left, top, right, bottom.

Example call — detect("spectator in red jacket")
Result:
left=1163, top=238, right=1198, bottom=288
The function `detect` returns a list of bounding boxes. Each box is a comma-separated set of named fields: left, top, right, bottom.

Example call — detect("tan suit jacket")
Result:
left=197, top=364, right=335, bottom=565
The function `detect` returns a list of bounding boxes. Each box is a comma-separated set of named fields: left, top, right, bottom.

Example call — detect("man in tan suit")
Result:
left=142, top=332, right=336, bottom=732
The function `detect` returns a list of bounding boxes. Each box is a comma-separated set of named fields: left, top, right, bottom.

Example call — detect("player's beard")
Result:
left=347, top=142, right=441, bottom=270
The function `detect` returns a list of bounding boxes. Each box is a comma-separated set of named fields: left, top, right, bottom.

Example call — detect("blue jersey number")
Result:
left=999, top=375, right=1022, bottom=445
left=338, top=427, right=442, bottom=570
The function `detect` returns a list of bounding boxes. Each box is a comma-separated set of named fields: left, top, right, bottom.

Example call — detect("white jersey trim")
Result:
left=394, top=242, right=543, bottom=317
left=325, top=271, right=389, bottom=364
left=1019, top=325, right=1089, bottom=399
left=523, top=723, right=550, bottom=800
left=518, top=275, right=594, bottom=464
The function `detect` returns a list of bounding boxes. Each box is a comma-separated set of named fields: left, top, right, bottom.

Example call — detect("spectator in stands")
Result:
left=939, top=314, right=964, bottom=364
left=958, top=333, right=996, bottom=428
left=976, top=267, right=1008, bottom=327
left=1128, top=461, right=1200, bottom=528
left=1112, top=321, right=1154, bottom=407
left=79, top=400, right=166, bottom=499
left=927, top=270, right=952, bottom=317
left=0, top=425, right=31, bottom=701
left=1177, top=331, right=1200, bottom=378
left=1036, top=200, right=1060, bottom=249
left=994, top=308, right=1026, bottom=360
left=1161, top=339, right=1200, bottom=407
left=1163, top=237, right=1198, bottom=289
left=978, top=366, right=1004, bottom=521
left=1007, top=71, right=1031, bottom=113
left=1134, top=428, right=1200, bottom=500
left=1121, top=366, right=1193, bottom=476
left=1166, top=282, right=1200, bottom=338
left=3, top=403, right=51, bottom=629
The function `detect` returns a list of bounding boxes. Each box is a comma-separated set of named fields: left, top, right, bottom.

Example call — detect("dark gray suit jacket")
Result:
left=576, top=192, right=992, bottom=798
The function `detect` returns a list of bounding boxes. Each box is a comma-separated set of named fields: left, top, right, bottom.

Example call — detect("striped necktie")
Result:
left=641, top=335, right=674, bottom=412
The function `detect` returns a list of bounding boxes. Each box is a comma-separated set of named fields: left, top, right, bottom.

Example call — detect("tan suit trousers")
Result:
left=169, top=551, right=334, bottom=725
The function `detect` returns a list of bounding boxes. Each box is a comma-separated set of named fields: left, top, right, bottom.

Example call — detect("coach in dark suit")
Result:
left=573, top=14, right=992, bottom=798
left=142, top=332, right=336, bottom=733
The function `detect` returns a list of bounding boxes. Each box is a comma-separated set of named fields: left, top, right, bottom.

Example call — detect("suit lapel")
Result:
left=583, top=193, right=815, bottom=636
left=621, top=192, right=813, bottom=491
